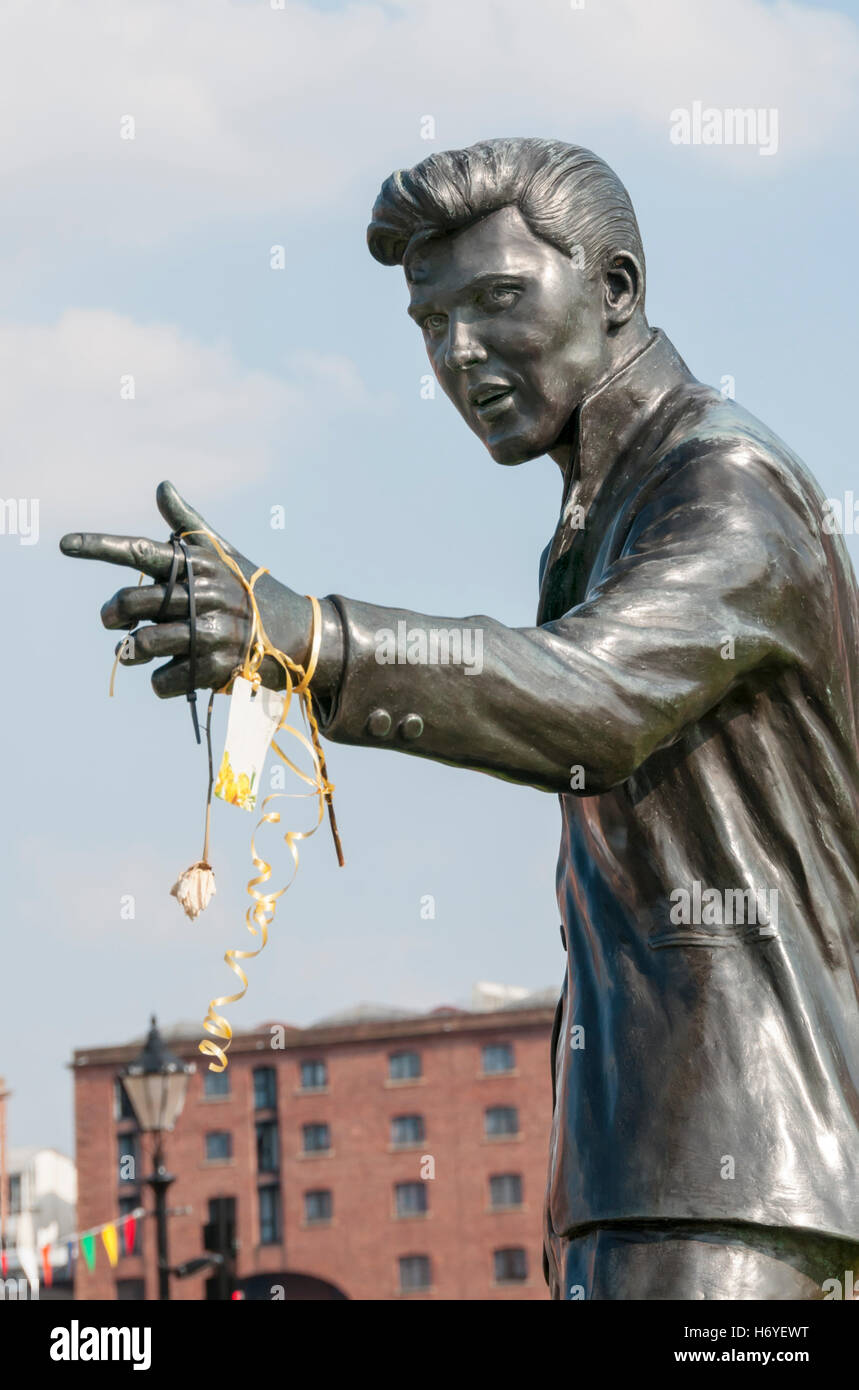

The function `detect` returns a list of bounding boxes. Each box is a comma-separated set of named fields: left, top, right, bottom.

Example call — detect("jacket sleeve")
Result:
left=317, top=445, right=826, bottom=795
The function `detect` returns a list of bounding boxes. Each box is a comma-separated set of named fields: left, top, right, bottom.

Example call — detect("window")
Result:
left=302, top=1122, right=330, bottom=1153
left=206, top=1131, right=233, bottom=1162
left=8, top=1174, right=22, bottom=1215
left=300, top=1059, right=327, bottom=1091
left=114, top=1078, right=136, bottom=1121
left=389, top=1051, right=421, bottom=1082
left=395, top=1181, right=428, bottom=1218
left=204, top=1068, right=230, bottom=1098
left=256, top=1120, right=279, bottom=1173
left=485, top=1106, right=519, bottom=1138
left=117, top=1131, right=140, bottom=1184
left=304, top=1189, right=332, bottom=1224
left=118, top=1195, right=141, bottom=1255
left=489, top=1173, right=523, bottom=1209
left=204, top=1197, right=236, bottom=1301
left=399, top=1254, right=431, bottom=1292
left=116, top=1278, right=145, bottom=1300
left=494, top=1247, right=528, bottom=1284
left=253, top=1066, right=277, bottom=1110
left=258, top=1185, right=281, bottom=1245
left=482, top=1042, right=514, bottom=1074
left=208, top=1194, right=236, bottom=1227
left=391, top=1114, right=425, bottom=1147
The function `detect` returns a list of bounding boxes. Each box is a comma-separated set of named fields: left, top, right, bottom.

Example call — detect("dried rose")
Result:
left=170, top=861, right=216, bottom=920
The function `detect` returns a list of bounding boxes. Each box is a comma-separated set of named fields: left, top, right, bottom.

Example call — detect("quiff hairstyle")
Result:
left=367, top=136, right=645, bottom=297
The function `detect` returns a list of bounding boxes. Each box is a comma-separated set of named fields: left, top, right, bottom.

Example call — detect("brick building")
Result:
left=72, top=990, right=558, bottom=1300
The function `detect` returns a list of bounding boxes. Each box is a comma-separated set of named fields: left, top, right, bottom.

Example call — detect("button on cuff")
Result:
left=366, top=708, right=392, bottom=738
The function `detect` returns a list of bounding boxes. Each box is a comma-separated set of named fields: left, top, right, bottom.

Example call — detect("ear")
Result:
left=602, top=252, right=644, bottom=328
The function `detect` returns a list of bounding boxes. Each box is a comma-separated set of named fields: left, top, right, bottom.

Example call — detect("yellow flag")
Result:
left=101, top=1224, right=119, bottom=1267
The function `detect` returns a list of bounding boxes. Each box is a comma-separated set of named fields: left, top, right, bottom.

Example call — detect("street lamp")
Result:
left=120, top=1016, right=193, bottom=1300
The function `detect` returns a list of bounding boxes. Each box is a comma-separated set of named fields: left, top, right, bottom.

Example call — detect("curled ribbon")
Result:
left=108, top=573, right=146, bottom=697
left=175, top=528, right=344, bottom=1072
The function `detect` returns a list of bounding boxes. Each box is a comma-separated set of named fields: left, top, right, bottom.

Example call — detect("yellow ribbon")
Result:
left=169, top=528, right=344, bottom=1073
left=108, top=573, right=146, bottom=697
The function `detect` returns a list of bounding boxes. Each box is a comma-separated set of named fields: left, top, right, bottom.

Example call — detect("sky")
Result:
left=2, top=0, right=858, bottom=1154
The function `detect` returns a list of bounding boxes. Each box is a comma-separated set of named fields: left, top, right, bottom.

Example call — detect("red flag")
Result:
left=41, top=1244, right=53, bottom=1288
left=122, top=1213, right=136, bottom=1256
left=0, top=1249, right=7, bottom=1277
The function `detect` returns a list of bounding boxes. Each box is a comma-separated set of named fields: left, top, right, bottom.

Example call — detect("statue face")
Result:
left=406, top=204, right=611, bottom=465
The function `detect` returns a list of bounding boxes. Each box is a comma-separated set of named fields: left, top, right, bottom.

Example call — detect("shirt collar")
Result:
left=564, top=328, right=696, bottom=515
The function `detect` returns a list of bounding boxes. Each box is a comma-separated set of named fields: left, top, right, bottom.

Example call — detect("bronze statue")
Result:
left=61, top=138, right=859, bottom=1300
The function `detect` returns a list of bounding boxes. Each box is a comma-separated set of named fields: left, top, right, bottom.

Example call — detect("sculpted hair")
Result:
left=367, top=136, right=645, bottom=293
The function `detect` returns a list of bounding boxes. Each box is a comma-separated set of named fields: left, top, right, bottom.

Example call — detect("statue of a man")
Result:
left=61, top=138, right=859, bottom=1300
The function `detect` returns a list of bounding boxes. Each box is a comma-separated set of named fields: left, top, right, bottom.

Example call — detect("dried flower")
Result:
left=171, top=861, right=216, bottom=920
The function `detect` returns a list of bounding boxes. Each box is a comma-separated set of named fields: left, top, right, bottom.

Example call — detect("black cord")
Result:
left=156, top=536, right=182, bottom=622
left=161, top=531, right=201, bottom=745
left=177, top=536, right=200, bottom=744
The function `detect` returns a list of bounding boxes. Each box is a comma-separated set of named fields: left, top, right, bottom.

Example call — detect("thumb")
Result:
left=156, top=480, right=234, bottom=556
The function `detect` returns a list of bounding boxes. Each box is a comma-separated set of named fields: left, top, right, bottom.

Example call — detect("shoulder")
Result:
left=538, top=538, right=552, bottom=590
left=613, top=388, right=842, bottom=614
left=640, top=386, right=831, bottom=543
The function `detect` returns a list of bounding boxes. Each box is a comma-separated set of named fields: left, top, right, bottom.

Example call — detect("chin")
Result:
left=485, top=431, right=550, bottom=466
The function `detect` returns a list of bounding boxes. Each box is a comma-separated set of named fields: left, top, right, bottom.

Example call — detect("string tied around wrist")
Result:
left=173, top=528, right=344, bottom=1074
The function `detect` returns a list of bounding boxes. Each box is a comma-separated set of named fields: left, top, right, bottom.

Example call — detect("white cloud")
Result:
left=1, top=0, right=855, bottom=252
left=288, top=350, right=391, bottom=412
left=0, top=309, right=387, bottom=529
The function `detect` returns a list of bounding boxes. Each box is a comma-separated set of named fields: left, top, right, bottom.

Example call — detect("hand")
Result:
left=59, top=481, right=313, bottom=699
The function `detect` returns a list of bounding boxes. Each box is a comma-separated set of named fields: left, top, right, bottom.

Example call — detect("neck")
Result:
left=548, top=319, right=653, bottom=478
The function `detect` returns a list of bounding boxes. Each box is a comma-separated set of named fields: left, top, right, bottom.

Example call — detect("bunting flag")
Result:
left=121, top=1214, right=136, bottom=1257
left=101, top=1223, right=119, bottom=1268
left=15, top=1211, right=39, bottom=1295
left=17, top=1243, right=39, bottom=1296
left=10, top=1204, right=146, bottom=1281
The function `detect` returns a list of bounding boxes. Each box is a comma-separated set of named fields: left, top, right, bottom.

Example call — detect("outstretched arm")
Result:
left=314, top=447, right=824, bottom=794
left=60, top=449, right=823, bottom=797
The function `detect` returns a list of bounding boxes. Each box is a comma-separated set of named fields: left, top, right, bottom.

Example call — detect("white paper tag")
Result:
left=214, top=676, right=284, bottom=813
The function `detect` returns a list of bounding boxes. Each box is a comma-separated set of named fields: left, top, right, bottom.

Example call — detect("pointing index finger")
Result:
left=59, top=533, right=179, bottom=580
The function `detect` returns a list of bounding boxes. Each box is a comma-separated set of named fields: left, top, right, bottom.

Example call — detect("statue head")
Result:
left=368, top=137, right=649, bottom=465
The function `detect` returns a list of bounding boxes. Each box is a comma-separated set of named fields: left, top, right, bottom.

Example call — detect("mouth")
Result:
left=469, top=383, right=515, bottom=418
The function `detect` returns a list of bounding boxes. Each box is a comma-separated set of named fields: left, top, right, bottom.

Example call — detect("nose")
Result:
left=444, top=317, right=487, bottom=372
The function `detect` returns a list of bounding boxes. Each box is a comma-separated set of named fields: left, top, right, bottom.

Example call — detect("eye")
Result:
left=479, top=284, right=521, bottom=311
left=421, top=313, right=448, bottom=335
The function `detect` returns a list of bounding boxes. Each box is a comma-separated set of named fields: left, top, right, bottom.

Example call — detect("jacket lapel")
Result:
left=535, top=330, right=695, bottom=625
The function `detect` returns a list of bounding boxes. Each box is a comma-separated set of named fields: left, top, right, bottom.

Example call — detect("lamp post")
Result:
left=120, top=1016, right=193, bottom=1300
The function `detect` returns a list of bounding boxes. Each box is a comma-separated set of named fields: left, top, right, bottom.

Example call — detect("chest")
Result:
left=537, top=483, right=622, bottom=624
